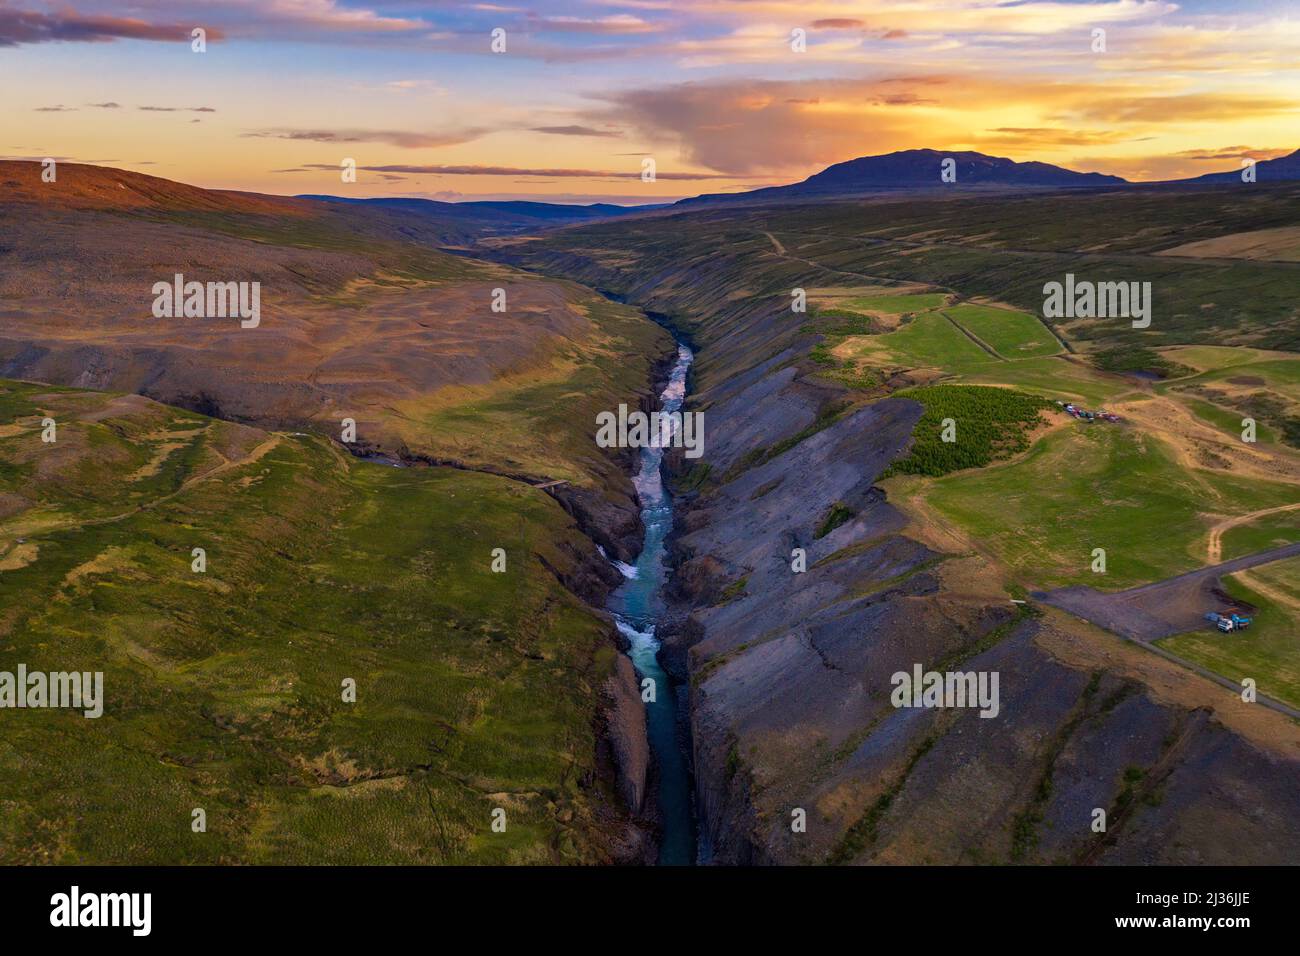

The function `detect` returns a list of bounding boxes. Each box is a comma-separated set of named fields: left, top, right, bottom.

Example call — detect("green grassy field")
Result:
left=944, top=304, right=1063, bottom=359
left=853, top=311, right=998, bottom=370
left=1159, top=346, right=1271, bottom=374
left=957, top=356, right=1134, bottom=406
left=1162, top=350, right=1300, bottom=396
left=1161, top=558, right=1300, bottom=708
left=894, top=424, right=1300, bottom=590
left=0, top=381, right=626, bottom=864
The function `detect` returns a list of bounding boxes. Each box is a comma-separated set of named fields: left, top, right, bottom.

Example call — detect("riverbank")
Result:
left=606, top=341, right=699, bottom=865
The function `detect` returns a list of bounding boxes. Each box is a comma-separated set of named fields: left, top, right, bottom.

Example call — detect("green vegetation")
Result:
left=804, top=306, right=888, bottom=389
left=1185, top=398, right=1277, bottom=444
left=802, top=309, right=881, bottom=336
left=905, top=424, right=1299, bottom=589
left=827, top=731, right=938, bottom=865
left=854, top=312, right=996, bottom=371
left=1159, top=346, right=1266, bottom=374
left=1165, top=353, right=1300, bottom=395
left=1113, top=765, right=1149, bottom=816
left=814, top=502, right=855, bottom=539
left=1091, top=346, right=1188, bottom=378
left=882, top=385, right=1052, bottom=478
left=1158, top=349, right=1300, bottom=448
left=958, top=356, right=1132, bottom=406
left=0, top=382, right=625, bottom=864
left=1161, top=558, right=1300, bottom=708
left=1181, top=386, right=1300, bottom=450
left=725, top=742, right=742, bottom=782
left=678, top=461, right=714, bottom=493
left=719, top=576, right=750, bottom=603
left=944, top=304, right=1062, bottom=359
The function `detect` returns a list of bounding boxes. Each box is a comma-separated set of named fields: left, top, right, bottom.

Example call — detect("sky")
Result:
left=1, top=0, right=1297, bottom=203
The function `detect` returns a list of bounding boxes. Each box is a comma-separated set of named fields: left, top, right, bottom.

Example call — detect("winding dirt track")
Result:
left=1206, top=502, right=1300, bottom=563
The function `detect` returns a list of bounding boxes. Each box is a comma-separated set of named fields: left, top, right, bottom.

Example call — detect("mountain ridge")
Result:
left=677, top=146, right=1299, bottom=207
left=679, top=148, right=1128, bottom=206
left=1178, top=147, right=1300, bottom=184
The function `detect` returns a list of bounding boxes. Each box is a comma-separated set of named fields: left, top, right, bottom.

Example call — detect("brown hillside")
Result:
left=0, top=160, right=315, bottom=216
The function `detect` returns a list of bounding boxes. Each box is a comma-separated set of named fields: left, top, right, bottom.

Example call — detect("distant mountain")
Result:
left=1180, top=148, right=1300, bottom=184
left=680, top=149, right=1127, bottom=206
left=299, top=194, right=663, bottom=229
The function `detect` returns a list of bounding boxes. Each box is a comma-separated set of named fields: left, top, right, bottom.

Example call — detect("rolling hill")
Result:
left=0, top=159, right=677, bottom=863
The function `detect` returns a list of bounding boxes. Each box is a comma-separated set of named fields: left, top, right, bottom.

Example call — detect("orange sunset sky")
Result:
left=2, top=0, right=1297, bottom=203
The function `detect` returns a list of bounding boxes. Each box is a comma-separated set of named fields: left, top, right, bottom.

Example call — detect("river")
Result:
left=606, top=340, right=698, bottom=865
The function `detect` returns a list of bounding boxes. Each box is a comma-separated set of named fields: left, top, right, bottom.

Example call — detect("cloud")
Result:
left=1171, top=146, right=1294, bottom=162
left=349, top=79, right=448, bottom=94
left=586, top=77, right=957, bottom=174
left=696, top=0, right=1173, bottom=37
left=139, top=106, right=217, bottom=112
left=34, top=105, right=77, bottom=112
left=238, top=0, right=427, bottom=34
left=88, top=102, right=121, bottom=109
left=583, top=71, right=1300, bottom=177
left=0, top=1, right=432, bottom=47
left=976, top=127, right=1136, bottom=148
left=1068, top=93, right=1299, bottom=124
left=295, top=163, right=741, bottom=180
left=0, top=8, right=220, bottom=46
left=243, top=128, right=486, bottom=148
left=530, top=125, right=622, bottom=138
left=527, top=14, right=662, bottom=34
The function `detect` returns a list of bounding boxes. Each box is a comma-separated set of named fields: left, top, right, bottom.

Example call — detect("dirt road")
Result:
left=1035, top=541, right=1300, bottom=642
left=1206, top=502, right=1300, bottom=563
